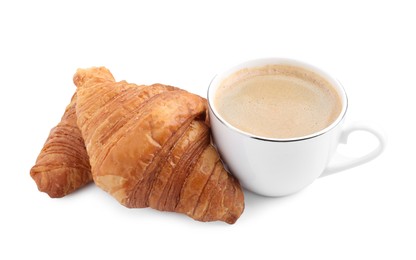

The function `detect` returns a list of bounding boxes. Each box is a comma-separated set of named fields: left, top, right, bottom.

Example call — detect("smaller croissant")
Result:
left=30, top=93, right=92, bottom=198
left=74, top=67, right=244, bottom=223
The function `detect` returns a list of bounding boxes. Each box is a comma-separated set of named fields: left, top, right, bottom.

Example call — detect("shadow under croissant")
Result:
left=31, top=66, right=245, bottom=224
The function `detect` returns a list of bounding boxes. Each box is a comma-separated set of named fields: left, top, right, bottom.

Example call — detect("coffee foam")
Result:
left=215, top=64, right=342, bottom=139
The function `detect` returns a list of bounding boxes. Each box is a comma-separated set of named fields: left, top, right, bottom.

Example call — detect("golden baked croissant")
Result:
left=30, top=93, right=92, bottom=198
left=73, top=67, right=244, bottom=223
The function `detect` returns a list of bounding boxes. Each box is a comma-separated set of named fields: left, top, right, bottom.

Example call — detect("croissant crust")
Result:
left=30, top=93, right=92, bottom=198
left=31, top=67, right=244, bottom=224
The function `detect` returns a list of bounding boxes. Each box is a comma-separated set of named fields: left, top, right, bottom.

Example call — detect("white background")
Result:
left=1, top=0, right=415, bottom=259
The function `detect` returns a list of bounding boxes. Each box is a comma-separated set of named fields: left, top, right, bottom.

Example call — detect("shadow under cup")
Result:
left=207, top=58, right=348, bottom=197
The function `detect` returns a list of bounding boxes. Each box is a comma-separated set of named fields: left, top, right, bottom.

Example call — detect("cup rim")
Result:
left=207, top=58, right=349, bottom=142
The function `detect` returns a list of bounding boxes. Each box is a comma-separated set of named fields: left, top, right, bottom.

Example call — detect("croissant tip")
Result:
left=221, top=215, right=237, bottom=224
left=30, top=170, right=64, bottom=198
left=73, top=66, right=115, bottom=88
left=225, top=206, right=245, bottom=224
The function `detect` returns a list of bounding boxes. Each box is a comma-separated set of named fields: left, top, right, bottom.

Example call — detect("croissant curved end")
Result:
left=73, top=67, right=115, bottom=88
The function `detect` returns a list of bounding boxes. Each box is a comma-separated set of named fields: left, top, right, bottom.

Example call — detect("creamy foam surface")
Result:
left=214, top=65, right=342, bottom=139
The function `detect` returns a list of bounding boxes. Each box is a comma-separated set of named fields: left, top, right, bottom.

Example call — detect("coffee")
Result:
left=214, top=64, right=342, bottom=139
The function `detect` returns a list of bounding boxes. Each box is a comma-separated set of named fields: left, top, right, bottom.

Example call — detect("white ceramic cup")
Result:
left=207, top=58, right=386, bottom=197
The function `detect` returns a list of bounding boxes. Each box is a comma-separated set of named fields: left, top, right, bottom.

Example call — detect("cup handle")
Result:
left=321, top=122, right=387, bottom=177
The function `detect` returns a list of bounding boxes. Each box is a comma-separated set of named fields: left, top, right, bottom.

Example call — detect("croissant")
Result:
left=73, top=67, right=244, bottom=223
left=30, top=93, right=92, bottom=198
